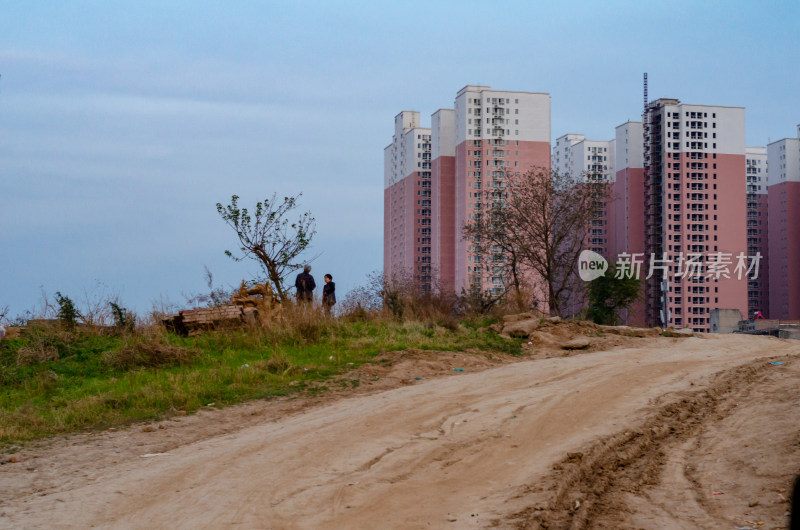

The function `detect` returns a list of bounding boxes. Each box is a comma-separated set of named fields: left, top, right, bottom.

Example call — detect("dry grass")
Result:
left=16, top=344, right=59, bottom=365
left=103, top=339, right=199, bottom=369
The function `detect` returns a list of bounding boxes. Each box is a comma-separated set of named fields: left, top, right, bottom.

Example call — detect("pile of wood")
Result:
left=162, top=281, right=281, bottom=336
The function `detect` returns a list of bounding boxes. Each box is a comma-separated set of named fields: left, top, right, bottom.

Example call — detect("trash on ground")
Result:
left=140, top=453, right=169, bottom=458
left=453, top=368, right=465, bottom=372
left=770, top=361, right=784, bottom=365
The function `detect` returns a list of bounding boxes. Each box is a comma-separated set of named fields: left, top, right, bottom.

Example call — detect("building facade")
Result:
left=767, top=126, right=800, bottom=319
left=643, top=99, right=748, bottom=331
left=431, top=109, right=456, bottom=293
left=745, top=146, right=768, bottom=318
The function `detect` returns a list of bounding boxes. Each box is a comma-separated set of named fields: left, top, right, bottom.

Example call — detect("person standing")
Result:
left=322, top=274, right=336, bottom=315
left=295, top=265, right=316, bottom=302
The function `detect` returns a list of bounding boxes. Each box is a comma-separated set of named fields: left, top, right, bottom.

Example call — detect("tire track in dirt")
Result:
left=501, top=355, right=797, bottom=529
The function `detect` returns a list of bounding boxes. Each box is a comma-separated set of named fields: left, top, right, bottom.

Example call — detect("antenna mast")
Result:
left=643, top=72, right=648, bottom=112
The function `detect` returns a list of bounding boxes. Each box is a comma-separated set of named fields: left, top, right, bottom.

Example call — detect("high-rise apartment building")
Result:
left=383, top=111, right=432, bottom=290
left=609, top=121, right=646, bottom=326
left=553, top=134, right=615, bottom=256
left=431, top=109, right=456, bottom=294
left=452, top=86, right=551, bottom=294
left=552, top=134, right=586, bottom=177
left=745, top=146, right=768, bottom=318
left=642, top=99, right=748, bottom=331
left=767, top=125, right=800, bottom=319
left=387, top=86, right=551, bottom=297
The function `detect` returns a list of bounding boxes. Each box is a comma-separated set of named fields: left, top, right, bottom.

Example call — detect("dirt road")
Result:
left=1, top=334, right=798, bottom=529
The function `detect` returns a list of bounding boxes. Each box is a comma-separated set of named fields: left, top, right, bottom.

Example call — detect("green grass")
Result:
left=0, top=319, right=521, bottom=448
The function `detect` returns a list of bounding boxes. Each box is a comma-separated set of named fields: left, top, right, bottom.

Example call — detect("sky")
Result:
left=2, top=0, right=799, bottom=319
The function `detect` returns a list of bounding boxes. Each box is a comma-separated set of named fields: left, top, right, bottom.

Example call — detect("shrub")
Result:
left=55, top=292, right=81, bottom=330
left=16, top=344, right=59, bottom=366
left=261, top=353, right=297, bottom=376
left=109, top=302, right=136, bottom=333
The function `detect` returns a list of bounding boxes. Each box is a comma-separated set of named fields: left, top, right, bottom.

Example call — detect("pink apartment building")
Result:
left=451, top=86, right=551, bottom=295
left=388, top=86, right=551, bottom=297
left=767, top=125, right=800, bottom=319
left=431, top=109, right=456, bottom=293
left=384, top=111, right=432, bottom=290
left=608, top=121, right=646, bottom=326
left=643, top=99, right=748, bottom=331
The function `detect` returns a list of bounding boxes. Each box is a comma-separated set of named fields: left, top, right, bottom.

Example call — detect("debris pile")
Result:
left=162, top=281, right=281, bottom=336
left=489, top=313, right=667, bottom=353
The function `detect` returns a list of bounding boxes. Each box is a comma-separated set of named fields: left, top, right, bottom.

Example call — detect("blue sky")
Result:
left=2, top=0, right=799, bottom=318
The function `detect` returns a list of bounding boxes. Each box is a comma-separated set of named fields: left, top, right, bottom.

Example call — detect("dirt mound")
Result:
left=497, top=316, right=665, bottom=359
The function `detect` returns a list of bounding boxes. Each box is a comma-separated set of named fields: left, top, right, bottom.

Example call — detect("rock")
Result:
left=502, top=318, right=541, bottom=338
left=562, top=338, right=591, bottom=350
left=749, top=500, right=759, bottom=507
left=8, top=455, right=20, bottom=463
left=502, top=312, right=534, bottom=323
left=487, top=322, right=504, bottom=333
left=664, top=327, right=694, bottom=337
left=546, top=316, right=562, bottom=323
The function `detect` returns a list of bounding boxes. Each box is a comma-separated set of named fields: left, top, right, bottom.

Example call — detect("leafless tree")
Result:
left=462, top=192, right=523, bottom=299
left=464, top=166, right=609, bottom=315
left=216, top=194, right=316, bottom=302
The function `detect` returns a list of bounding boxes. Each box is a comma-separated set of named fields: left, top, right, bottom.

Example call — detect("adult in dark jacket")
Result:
left=322, top=274, right=336, bottom=314
left=295, top=265, right=316, bottom=302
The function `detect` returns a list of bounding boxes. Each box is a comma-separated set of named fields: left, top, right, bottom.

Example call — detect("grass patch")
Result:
left=0, top=318, right=520, bottom=448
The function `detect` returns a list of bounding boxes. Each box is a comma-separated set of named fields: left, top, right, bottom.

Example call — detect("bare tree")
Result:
left=216, top=194, right=316, bottom=301
left=465, top=166, right=609, bottom=316
left=462, top=193, right=523, bottom=299
left=511, top=167, right=609, bottom=315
